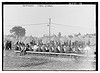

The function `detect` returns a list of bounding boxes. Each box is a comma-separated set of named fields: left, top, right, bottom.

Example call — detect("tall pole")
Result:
left=49, top=18, right=51, bottom=42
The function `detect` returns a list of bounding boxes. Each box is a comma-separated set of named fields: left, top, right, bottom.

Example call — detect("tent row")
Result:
left=4, top=35, right=96, bottom=47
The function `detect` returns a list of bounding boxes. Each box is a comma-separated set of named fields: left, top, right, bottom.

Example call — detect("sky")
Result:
left=4, top=4, right=96, bottom=37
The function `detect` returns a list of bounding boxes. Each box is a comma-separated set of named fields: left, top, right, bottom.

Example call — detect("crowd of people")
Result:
left=13, top=40, right=86, bottom=55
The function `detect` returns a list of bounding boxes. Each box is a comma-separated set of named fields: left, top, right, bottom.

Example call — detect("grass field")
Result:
left=3, top=50, right=96, bottom=70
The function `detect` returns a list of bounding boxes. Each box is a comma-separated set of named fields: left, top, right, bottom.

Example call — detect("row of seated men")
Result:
left=15, top=41, right=83, bottom=54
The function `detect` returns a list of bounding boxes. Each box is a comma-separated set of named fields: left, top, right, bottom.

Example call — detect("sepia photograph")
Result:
left=2, top=2, right=98, bottom=71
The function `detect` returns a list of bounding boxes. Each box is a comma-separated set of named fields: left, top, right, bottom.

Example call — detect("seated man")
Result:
left=54, top=46, right=60, bottom=53
left=57, top=46, right=60, bottom=52
left=59, top=45, right=64, bottom=53
left=63, top=45, right=70, bottom=53
left=48, top=46, right=52, bottom=52
left=20, top=45, right=26, bottom=56
left=5, top=41, right=11, bottom=50
left=37, top=45, right=42, bottom=52
left=33, top=44, right=38, bottom=52
left=25, top=43, right=30, bottom=51
left=41, top=45, right=46, bottom=52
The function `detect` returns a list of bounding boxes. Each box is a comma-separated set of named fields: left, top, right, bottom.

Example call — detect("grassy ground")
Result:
left=3, top=50, right=96, bottom=70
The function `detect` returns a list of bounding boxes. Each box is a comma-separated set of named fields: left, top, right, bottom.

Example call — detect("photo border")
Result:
left=2, top=2, right=98, bottom=71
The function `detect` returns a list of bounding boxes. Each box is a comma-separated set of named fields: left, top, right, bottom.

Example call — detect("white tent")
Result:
left=83, top=46, right=94, bottom=55
left=51, top=36, right=60, bottom=42
left=42, top=37, right=49, bottom=44
left=60, top=37, right=68, bottom=44
left=71, top=37, right=82, bottom=42
left=21, top=36, right=28, bottom=42
left=23, top=36, right=35, bottom=44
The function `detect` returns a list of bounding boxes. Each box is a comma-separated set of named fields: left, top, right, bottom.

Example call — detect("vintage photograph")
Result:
left=2, top=2, right=97, bottom=71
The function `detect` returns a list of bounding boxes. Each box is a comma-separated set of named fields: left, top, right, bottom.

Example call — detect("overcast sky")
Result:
left=4, top=5, right=96, bottom=37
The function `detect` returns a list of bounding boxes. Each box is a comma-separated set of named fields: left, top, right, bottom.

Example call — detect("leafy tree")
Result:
left=10, top=26, right=26, bottom=40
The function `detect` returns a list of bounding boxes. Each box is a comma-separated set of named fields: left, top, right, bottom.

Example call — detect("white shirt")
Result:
left=33, top=45, right=38, bottom=50
left=31, top=46, right=34, bottom=50
left=78, top=47, right=81, bottom=51
left=57, top=46, right=60, bottom=51
left=63, top=46, right=66, bottom=51
left=45, top=47, right=48, bottom=50
left=52, top=47, right=54, bottom=51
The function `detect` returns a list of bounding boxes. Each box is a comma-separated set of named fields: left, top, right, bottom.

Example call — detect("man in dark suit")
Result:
left=5, top=41, right=12, bottom=50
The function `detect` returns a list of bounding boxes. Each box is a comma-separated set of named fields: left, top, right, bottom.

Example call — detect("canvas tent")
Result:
left=60, top=37, right=68, bottom=44
left=42, top=37, right=49, bottom=44
left=23, top=36, right=35, bottom=44
left=83, top=46, right=94, bottom=55
left=71, top=37, right=82, bottom=42
left=51, top=36, right=60, bottom=42
left=21, top=36, right=28, bottom=42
